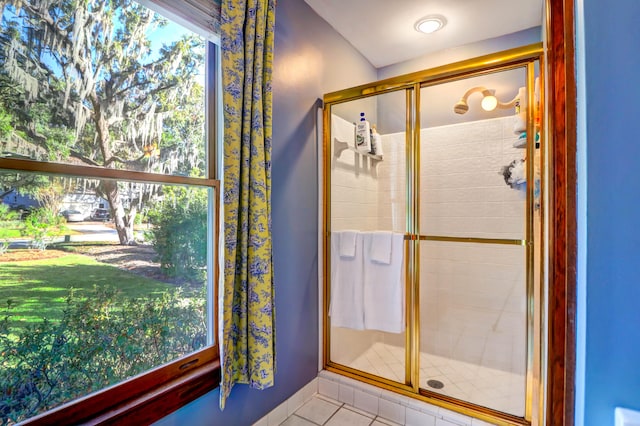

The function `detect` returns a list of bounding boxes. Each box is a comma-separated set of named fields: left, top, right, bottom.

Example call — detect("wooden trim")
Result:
left=0, top=158, right=218, bottom=188
left=89, top=359, right=220, bottom=426
left=546, top=0, right=577, bottom=424
left=20, top=349, right=220, bottom=426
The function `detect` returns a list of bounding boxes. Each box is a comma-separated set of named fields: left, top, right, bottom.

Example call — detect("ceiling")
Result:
left=303, top=0, right=544, bottom=68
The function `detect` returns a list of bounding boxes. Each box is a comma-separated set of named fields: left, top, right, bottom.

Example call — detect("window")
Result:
left=0, top=1, right=220, bottom=424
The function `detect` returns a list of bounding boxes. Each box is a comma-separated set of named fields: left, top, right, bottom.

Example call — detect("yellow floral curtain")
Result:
left=219, top=0, right=276, bottom=410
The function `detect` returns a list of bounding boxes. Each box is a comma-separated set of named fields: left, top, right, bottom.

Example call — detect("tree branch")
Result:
left=69, top=150, right=100, bottom=167
left=104, top=154, right=147, bottom=169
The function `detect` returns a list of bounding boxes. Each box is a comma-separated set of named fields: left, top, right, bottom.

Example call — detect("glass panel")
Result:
left=328, top=90, right=407, bottom=383
left=0, top=172, right=214, bottom=423
left=0, top=1, right=207, bottom=178
left=420, top=69, right=527, bottom=239
left=419, top=241, right=526, bottom=416
left=418, top=67, right=537, bottom=417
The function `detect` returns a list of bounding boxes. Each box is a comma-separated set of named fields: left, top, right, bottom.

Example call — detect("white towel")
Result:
left=339, top=230, right=358, bottom=258
left=363, top=232, right=405, bottom=333
left=331, top=114, right=356, bottom=150
left=369, top=231, right=393, bottom=264
left=329, top=231, right=365, bottom=330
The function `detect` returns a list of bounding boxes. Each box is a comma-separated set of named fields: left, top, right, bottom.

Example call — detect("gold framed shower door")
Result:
left=322, top=43, right=545, bottom=426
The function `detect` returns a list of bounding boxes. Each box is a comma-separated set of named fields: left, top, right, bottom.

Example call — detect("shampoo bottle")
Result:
left=355, top=112, right=371, bottom=153
left=513, top=86, right=527, bottom=134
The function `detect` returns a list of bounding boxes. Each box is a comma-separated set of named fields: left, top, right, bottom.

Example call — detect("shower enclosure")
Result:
left=322, top=44, right=545, bottom=425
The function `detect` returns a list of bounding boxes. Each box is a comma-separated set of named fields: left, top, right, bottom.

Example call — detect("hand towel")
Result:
left=363, top=232, right=405, bottom=333
left=331, top=114, right=356, bottom=150
left=329, top=231, right=365, bottom=330
left=369, top=231, right=393, bottom=264
left=339, top=230, right=358, bottom=258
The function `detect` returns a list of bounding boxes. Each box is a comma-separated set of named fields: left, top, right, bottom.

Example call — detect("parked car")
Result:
left=90, top=208, right=111, bottom=221
left=60, top=209, right=84, bottom=222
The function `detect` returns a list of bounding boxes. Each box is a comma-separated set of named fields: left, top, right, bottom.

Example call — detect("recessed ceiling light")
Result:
left=415, top=15, right=446, bottom=34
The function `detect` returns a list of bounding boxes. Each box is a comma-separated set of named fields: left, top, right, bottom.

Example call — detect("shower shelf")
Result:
left=333, top=138, right=383, bottom=162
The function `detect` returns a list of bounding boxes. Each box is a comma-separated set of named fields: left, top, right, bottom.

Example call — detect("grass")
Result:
left=0, top=220, right=24, bottom=238
left=0, top=220, right=81, bottom=240
left=0, top=253, right=174, bottom=330
left=0, top=228, right=22, bottom=238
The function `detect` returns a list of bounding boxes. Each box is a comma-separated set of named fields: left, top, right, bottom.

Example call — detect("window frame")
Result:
left=0, top=7, right=222, bottom=423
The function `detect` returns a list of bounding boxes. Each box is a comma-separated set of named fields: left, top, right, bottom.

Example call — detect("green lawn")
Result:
left=0, top=219, right=24, bottom=237
left=0, top=254, right=173, bottom=329
left=0, top=229, right=22, bottom=238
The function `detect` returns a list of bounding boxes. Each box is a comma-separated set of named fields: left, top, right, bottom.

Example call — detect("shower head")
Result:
left=453, top=100, right=469, bottom=114
left=454, top=86, right=520, bottom=115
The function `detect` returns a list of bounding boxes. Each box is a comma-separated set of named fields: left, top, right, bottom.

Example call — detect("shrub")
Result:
left=0, top=205, right=20, bottom=255
left=0, top=108, right=12, bottom=140
left=0, top=286, right=206, bottom=424
left=20, top=208, right=66, bottom=250
left=146, top=187, right=207, bottom=282
left=0, top=204, right=19, bottom=222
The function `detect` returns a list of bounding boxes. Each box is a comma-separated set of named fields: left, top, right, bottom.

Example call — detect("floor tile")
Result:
left=325, top=407, right=374, bottom=426
left=371, top=418, right=402, bottom=426
left=343, top=404, right=375, bottom=419
left=280, top=415, right=318, bottom=426
left=315, top=394, right=343, bottom=406
left=344, top=343, right=526, bottom=417
left=295, top=397, right=341, bottom=425
left=268, top=401, right=289, bottom=426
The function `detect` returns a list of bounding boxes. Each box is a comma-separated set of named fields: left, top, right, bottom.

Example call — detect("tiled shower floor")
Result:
left=347, top=342, right=525, bottom=416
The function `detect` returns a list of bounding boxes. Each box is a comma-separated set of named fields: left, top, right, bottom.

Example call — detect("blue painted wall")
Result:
left=154, top=0, right=376, bottom=424
left=578, top=0, right=640, bottom=425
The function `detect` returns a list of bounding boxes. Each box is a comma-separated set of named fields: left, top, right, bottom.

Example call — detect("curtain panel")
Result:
left=219, top=0, right=277, bottom=410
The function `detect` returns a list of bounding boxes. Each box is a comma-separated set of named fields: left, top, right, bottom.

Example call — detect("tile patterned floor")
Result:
left=348, top=342, right=525, bottom=416
left=282, top=395, right=400, bottom=426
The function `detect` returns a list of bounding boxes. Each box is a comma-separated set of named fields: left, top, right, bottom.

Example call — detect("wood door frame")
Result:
left=546, top=0, right=577, bottom=425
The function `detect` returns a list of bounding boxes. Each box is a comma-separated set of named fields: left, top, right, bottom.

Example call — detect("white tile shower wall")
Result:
left=377, top=117, right=527, bottom=375
left=420, top=242, right=526, bottom=374
left=331, top=148, right=379, bottom=232
left=419, top=118, right=525, bottom=240
left=376, top=131, right=406, bottom=233
left=330, top=134, right=385, bottom=364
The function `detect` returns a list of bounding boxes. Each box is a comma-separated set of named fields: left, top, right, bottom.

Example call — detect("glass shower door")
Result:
left=323, top=45, right=545, bottom=425
left=326, top=89, right=410, bottom=386
left=417, top=67, right=538, bottom=416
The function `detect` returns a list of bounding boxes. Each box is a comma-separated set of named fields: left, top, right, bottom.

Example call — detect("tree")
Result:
left=0, top=0, right=205, bottom=244
left=0, top=106, right=11, bottom=139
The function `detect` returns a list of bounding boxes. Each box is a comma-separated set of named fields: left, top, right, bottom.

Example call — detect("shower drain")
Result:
left=426, top=379, right=445, bottom=389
